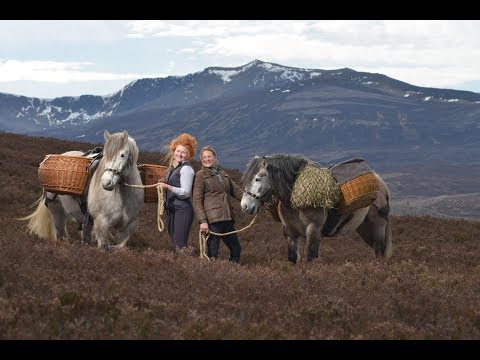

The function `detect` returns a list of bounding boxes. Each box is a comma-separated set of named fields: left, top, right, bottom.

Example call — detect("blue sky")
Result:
left=1, top=20, right=480, bottom=99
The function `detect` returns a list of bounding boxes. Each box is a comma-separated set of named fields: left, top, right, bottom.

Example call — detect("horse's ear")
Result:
left=262, top=156, right=268, bottom=169
left=122, top=130, right=128, bottom=142
left=104, top=130, right=111, bottom=141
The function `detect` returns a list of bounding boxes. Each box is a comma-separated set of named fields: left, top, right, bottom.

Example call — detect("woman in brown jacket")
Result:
left=192, top=146, right=243, bottom=262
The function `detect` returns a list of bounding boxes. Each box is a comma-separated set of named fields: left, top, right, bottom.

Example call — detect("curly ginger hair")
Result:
left=164, top=133, right=198, bottom=167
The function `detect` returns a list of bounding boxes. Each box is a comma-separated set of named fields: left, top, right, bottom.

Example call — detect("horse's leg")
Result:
left=355, top=208, right=373, bottom=250
left=91, top=216, right=110, bottom=249
left=48, top=199, right=68, bottom=241
left=284, top=231, right=298, bottom=264
left=36, top=193, right=71, bottom=241
left=362, top=174, right=393, bottom=259
left=306, top=222, right=321, bottom=261
left=356, top=205, right=392, bottom=258
left=59, top=194, right=92, bottom=243
left=81, top=221, right=94, bottom=245
left=75, top=208, right=93, bottom=245
left=278, top=204, right=300, bottom=263
left=112, top=220, right=138, bottom=248
left=282, top=229, right=305, bottom=263
left=301, top=208, right=327, bottom=262
left=383, top=215, right=393, bottom=258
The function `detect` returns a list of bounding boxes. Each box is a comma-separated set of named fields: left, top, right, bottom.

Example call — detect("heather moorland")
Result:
left=1, top=131, right=479, bottom=341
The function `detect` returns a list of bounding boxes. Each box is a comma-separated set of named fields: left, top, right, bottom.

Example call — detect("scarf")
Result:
left=207, top=166, right=224, bottom=184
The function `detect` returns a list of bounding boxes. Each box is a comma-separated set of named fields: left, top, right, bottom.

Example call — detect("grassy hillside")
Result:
left=1, top=131, right=479, bottom=340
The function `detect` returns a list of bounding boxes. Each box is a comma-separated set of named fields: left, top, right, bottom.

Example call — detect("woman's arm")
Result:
left=192, top=171, right=208, bottom=224
left=224, top=171, right=244, bottom=201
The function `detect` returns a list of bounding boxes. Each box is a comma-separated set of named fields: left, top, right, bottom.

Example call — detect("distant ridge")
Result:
left=1, top=59, right=480, bottom=190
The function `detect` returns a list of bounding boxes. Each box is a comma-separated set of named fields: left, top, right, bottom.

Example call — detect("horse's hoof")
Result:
left=102, top=244, right=112, bottom=252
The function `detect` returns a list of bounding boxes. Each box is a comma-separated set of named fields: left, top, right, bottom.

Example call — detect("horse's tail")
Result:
left=373, top=172, right=393, bottom=259
left=19, top=195, right=57, bottom=241
left=383, top=212, right=393, bottom=259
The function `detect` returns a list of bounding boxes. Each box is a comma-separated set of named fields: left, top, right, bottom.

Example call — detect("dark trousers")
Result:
left=167, top=205, right=194, bottom=249
left=208, top=220, right=241, bottom=262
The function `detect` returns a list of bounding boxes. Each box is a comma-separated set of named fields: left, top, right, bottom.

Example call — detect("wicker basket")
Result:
left=138, top=164, right=168, bottom=203
left=336, top=172, right=379, bottom=213
left=38, top=154, right=91, bottom=196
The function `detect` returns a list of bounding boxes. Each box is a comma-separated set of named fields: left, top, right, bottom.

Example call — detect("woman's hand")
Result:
left=160, top=182, right=171, bottom=191
left=200, top=222, right=209, bottom=233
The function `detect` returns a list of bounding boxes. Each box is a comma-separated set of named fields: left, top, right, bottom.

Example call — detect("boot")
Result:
left=229, top=256, right=240, bottom=264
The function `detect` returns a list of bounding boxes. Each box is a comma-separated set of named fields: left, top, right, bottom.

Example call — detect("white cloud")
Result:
left=0, top=20, right=123, bottom=45
left=127, top=20, right=480, bottom=91
left=0, top=59, right=162, bottom=83
left=1, top=20, right=480, bottom=97
left=126, top=20, right=290, bottom=38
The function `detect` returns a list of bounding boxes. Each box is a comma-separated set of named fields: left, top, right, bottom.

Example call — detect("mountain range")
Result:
left=1, top=59, right=480, bottom=218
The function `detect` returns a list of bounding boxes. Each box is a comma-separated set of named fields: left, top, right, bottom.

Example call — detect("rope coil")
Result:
left=123, top=181, right=164, bottom=232
left=198, top=215, right=257, bottom=259
left=124, top=181, right=258, bottom=259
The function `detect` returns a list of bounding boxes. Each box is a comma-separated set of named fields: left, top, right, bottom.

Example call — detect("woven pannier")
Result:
left=336, top=172, right=379, bottom=213
left=328, top=158, right=379, bottom=214
left=138, top=164, right=168, bottom=203
left=38, top=154, right=91, bottom=196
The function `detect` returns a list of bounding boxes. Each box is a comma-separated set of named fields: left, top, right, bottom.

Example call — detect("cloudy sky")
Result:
left=1, top=20, right=480, bottom=99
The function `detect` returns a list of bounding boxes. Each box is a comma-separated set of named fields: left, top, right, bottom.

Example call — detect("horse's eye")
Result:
left=121, top=154, right=125, bottom=158
left=255, top=176, right=261, bottom=182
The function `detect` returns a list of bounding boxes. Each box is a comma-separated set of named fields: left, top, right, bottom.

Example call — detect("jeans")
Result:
left=167, top=205, right=194, bottom=249
left=207, top=220, right=241, bottom=262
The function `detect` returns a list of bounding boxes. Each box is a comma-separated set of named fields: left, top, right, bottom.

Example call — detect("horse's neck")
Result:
left=269, top=158, right=305, bottom=207
left=124, top=166, right=142, bottom=185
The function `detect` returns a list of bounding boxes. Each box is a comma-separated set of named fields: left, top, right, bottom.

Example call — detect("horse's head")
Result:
left=100, top=130, right=136, bottom=191
left=241, top=156, right=272, bottom=215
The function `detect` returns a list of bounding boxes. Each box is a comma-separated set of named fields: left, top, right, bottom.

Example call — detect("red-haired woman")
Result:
left=159, top=133, right=198, bottom=249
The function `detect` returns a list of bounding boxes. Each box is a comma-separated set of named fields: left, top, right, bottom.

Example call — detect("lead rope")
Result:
left=199, top=214, right=257, bottom=260
left=123, top=182, right=164, bottom=232
left=124, top=180, right=259, bottom=257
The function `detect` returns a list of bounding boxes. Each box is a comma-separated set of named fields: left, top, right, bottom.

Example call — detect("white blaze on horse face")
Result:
left=101, top=147, right=131, bottom=190
left=241, top=168, right=269, bottom=215
left=251, top=172, right=267, bottom=196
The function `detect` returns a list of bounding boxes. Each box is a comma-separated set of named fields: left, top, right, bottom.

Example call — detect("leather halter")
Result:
left=104, top=156, right=129, bottom=178
left=244, top=187, right=271, bottom=204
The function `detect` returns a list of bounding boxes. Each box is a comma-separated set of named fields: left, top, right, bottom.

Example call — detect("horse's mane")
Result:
left=243, top=154, right=309, bottom=207
left=93, top=133, right=139, bottom=187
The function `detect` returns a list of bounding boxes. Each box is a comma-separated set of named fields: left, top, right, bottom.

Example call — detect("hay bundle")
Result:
left=290, top=165, right=340, bottom=209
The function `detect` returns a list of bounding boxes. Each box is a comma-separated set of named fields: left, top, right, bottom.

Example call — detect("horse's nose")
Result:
left=242, top=203, right=255, bottom=215
left=242, top=203, right=251, bottom=213
left=102, top=182, right=114, bottom=191
left=101, top=177, right=115, bottom=191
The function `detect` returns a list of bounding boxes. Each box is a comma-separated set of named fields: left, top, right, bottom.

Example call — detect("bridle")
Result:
left=104, top=154, right=130, bottom=179
left=244, top=160, right=274, bottom=204
left=244, top=185, right=272, bottom=204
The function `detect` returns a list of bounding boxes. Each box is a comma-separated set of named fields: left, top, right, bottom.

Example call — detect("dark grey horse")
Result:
left=241, top=154, right=392, bottom=263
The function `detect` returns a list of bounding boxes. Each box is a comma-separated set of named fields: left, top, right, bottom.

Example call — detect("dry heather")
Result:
left=1, top=131, right=480, bottom=340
